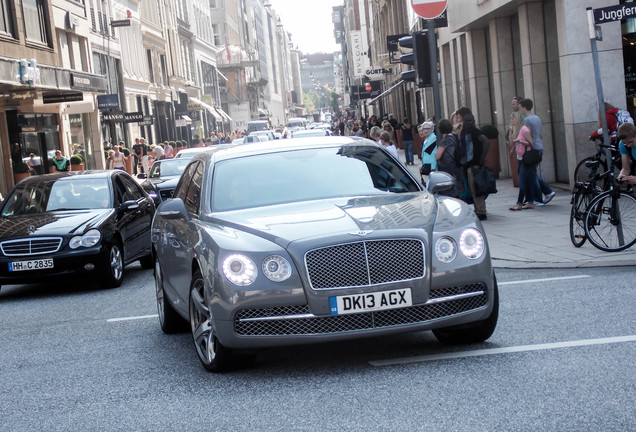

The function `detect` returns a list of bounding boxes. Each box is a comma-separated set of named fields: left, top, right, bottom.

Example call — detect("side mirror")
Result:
left=157, top=198, right=190, bottom=221
left=120, top=200, right=140, bottom=212
left=427, top=171, right=455, bottom=194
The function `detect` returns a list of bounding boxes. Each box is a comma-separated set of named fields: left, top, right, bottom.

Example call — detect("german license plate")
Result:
left=8, top=259, right=54, bottom=272
left=329, top=288, right=412, bottom=315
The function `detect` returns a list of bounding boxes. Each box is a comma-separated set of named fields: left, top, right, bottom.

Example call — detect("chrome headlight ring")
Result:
left=459, top=228, right=485, bottom=260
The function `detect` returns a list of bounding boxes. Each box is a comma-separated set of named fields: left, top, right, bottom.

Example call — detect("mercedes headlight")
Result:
left=223, top=254, right=257, bottom=286
left=262, top=255, right=292, bottom=282
left=69, top=229, right=102, bottom=249
left=435, top=237, right=457, bottom=263
left=459, top=228, right=485, bottom=259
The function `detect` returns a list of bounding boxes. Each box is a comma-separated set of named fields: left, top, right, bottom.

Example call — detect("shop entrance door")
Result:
left=19, top=131, right=56, bottom=175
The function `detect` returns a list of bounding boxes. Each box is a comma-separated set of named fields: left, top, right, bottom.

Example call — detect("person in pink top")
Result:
left=508, top=111, right=535, bottom=210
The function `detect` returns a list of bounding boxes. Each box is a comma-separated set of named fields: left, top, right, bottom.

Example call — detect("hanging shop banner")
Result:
left=97, top=94, right=119, bottom=110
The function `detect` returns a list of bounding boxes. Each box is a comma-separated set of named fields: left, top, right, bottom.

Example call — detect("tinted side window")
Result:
left=120, top=175, right=144, bottom=200
left=174, top=162, right=198, bottom=202
left=184, top=162, right=203, bottom=214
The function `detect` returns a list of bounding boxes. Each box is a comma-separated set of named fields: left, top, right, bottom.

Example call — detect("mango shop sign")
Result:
left=102, top=112, right=144, bottom=123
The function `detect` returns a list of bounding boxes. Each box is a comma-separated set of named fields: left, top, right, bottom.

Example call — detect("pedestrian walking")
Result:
left=458, top=113, right=490, bottom=220
left=434, top=119, right=465, bottom=198
left=401, top=118, right=416, bottom=165
left=519, top=98, right=556, bottom=205
left=419, top=121, right=437, bottom=182
left=507, top=111, right=536, bottom=210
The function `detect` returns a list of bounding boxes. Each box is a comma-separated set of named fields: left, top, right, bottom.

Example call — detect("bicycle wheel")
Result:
left=584, top=190, right=636, bottom=252
left=569, top=184, right=595, bottom=247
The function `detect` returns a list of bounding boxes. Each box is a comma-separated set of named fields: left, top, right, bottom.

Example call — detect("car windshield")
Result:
left=149, top=159, right=190, bottom=178
left=1, top=178, right=112, bottom=216
left=211, top=145, right=419, bottom=211
left=292, top=130, right=327, bottom=137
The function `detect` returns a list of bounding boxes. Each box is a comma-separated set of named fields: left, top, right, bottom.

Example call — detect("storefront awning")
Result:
left=216, top=107, right=232, bottom=123
left=189, top=97, right=222, bottom=121
left=369, top=80, right=406, bottom=104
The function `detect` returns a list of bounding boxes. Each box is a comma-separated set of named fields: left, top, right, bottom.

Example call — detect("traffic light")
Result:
left=399, top=31, right=430, bottom=88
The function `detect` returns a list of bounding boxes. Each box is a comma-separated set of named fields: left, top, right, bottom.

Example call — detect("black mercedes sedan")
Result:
left=140, top=158, right=192, bottom=206
left=0, top=171, right=155, bottom=291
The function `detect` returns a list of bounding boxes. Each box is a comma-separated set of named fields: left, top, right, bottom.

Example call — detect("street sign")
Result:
left=110, top=19, right=131, bottom=27
left=411, top=0, right=447, bottom=19
left=593, top=3, right=636, bottom=25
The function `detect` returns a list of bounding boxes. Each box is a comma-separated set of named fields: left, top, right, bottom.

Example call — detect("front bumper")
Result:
left=0, top=245, right=106, bottom=285
left=214, top=281, right=492, bottom=349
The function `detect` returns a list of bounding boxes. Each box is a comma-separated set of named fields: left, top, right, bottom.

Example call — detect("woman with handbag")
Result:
left=459, top=114, right=490, bottom=220
left=508, top=111, right=537, bottom=210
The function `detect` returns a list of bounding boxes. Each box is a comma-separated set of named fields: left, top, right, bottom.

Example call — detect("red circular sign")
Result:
left=411, top=0, right=447, bottom=19
left=365, top=84, right=372, bottom=92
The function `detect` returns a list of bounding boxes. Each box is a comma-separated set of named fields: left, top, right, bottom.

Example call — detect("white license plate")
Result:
left=8, top=259, right=54, bottom=272
left=329, top=288, right=412, bottom=315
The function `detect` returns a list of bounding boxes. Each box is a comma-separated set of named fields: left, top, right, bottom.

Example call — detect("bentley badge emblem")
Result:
left=349, top=230, right=373, bottom=237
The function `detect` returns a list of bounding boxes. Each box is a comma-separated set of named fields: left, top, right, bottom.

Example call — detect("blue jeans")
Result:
left=518, top=160, right=539, bottom=205
left=403, top=140, right=414, bottom=164
left=534, top=150, right=553, bottom=203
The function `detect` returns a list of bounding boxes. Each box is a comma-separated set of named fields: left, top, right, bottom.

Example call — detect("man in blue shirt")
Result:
left=617, top=122, right=636, bottom=185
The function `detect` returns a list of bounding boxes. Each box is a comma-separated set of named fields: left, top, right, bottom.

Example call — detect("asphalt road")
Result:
left=1, top=265, right=635, bottom=431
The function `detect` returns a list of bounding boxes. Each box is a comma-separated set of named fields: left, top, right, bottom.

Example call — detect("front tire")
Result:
left=189, top=269, right=232, bottom=372
left=139, top=253, right=153, bottom=269
left=155, top=258, right=186, bottom=333
left=433, top=276, right=499, bottom=345
left=100, top=241, right=124, bottom=288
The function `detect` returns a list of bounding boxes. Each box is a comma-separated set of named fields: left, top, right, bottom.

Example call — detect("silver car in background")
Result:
left=151, top=137, right=498, bottom=372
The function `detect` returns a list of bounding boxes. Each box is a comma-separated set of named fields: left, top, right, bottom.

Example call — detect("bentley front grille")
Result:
left=0, top=237, right=63, bottom=256
left=305, top=239, right=425, bottom=290
left=235, top=283, right=488, bottom=336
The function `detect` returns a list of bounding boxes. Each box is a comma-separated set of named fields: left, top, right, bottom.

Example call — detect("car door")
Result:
left=162, top=161, right=203, bottom=298
left=116, top=174, right=154, bottom=260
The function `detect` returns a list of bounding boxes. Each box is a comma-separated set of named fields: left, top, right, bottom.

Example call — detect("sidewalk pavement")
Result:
left=398, top=149, right=636, bottom=269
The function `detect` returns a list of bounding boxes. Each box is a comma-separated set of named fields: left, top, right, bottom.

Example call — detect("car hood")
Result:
left=207, top=193, right=438, bottom=247
left=0, top=210, right=112, bottom=238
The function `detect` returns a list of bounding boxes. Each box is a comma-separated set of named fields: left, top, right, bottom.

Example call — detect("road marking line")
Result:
left=498, top=275, right=591, bottom=286
left=107, top=314, right=158, bottom=323
left=369, top=335, right=636, bottom=367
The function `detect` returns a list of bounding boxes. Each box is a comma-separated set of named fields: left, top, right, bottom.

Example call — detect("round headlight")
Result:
left=69, top=236, right=82, bottom=249
left=81, top=229, right=101, bottom=247
left=222, top=254, right=257, bottom=286
left=435, top=237, right=457, bottom=263
left=262, top=255, right=291, bottom=282
left=459, top=228, right=485, bottom=259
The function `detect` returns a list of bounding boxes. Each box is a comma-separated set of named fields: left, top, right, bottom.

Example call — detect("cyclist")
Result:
left=617, top=122, right=636, bottom=185
left=590, top=102, right=619, bottom=140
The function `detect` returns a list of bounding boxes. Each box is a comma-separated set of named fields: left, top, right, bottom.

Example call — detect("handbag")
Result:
left=522, top=148, right=542, bottom=166
left=472, top=166, right=498, bottom=196
left=420, top=163, right=432, bottom=176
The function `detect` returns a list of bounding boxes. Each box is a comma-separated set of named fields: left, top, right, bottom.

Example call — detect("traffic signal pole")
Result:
left=426, top=20, right=442, bottom=126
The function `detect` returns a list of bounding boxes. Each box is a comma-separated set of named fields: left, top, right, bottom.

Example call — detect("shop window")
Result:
left=22, top=0, right=51, bottom=47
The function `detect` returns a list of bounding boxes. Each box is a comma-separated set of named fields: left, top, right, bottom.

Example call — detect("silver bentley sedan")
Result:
left=151, top=136, right=498, bottom=372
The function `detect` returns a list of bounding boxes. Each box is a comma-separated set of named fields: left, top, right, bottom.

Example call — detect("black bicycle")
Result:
left=583, top=177, right=636, bottom=252
left=569, top=180, right=601, bottom=247
left=573, top=136, right=621, bottom=191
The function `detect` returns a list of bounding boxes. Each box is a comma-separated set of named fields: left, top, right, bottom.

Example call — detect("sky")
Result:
left=267, top=0, right=343, bottom=55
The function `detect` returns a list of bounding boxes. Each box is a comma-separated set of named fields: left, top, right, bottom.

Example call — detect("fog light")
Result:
left=84, top=263, right=95, bottom=271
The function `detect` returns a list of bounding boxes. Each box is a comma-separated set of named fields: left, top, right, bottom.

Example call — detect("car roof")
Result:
left=189, top=136, right=375, bottom=164
left=20, top=170, right=115, bottom=181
